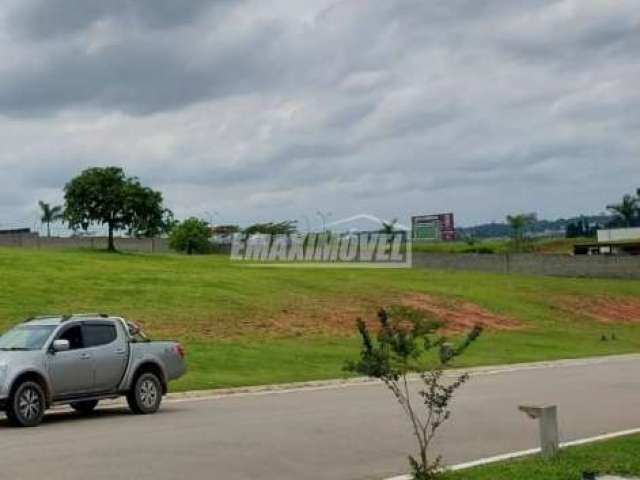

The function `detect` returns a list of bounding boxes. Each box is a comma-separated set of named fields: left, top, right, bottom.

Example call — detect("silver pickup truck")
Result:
left=0, top=313, right=186, bottom=427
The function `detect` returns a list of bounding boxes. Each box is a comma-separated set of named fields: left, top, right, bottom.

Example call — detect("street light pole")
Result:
left=301, top=215, right=311, bottom=233
left=204, top=210, right=220, bottom=227
left=316, top=211, right=332, bottom=234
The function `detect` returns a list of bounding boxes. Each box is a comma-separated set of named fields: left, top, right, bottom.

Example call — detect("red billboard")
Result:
left=412, top=213, right=456, bottom=241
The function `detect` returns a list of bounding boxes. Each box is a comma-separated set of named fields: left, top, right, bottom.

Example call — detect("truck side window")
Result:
left=58, top=325, right=84, bottom=350
left=83, top=324, right=117, bottom=347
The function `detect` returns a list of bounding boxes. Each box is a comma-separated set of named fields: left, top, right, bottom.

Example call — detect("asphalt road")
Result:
left=1, top=355, right=640, bottom=480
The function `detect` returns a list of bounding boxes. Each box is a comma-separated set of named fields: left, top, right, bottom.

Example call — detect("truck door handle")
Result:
left=80, top=353, right=91, bottom=360
left=115, top=348, right=126, bottom=355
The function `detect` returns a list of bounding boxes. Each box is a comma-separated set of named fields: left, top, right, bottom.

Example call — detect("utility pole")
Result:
left=301, top=215, right=311, bottom=233
left=204, top=210, right=220, bottom=227
left=316, top=211, right=332, bottom=234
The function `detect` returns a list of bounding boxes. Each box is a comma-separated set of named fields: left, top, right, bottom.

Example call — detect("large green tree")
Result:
left=38, top=201, right=64, bottom=237
left=123, top=178, right=176, bottom=237
left=64, top=167, right=172, bottom=251
left=169, top=217, right=211, bottom=254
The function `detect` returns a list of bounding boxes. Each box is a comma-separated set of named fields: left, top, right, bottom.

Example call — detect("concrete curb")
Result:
left=162, top=352, right=640, bottom=402
left=384, top=427, right=640, bottom=480
left=39, top=353, right=639, bottom=413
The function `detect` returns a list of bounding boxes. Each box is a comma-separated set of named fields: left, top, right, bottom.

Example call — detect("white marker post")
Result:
left=518, top=405, right=560, bottom=459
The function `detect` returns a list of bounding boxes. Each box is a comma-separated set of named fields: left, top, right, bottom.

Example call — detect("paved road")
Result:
left=1, top=355, right=640, bottom=480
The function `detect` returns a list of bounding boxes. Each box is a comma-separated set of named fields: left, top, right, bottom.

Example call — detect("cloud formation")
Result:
left=0, top=0, right=638, bottom=232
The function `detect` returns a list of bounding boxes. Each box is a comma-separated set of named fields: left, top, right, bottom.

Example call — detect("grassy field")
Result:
left=412, top=236, right=587, bottom=254
left=447, top=434, right=640, bottom=479
left=1, top=247, right=640, bottom=391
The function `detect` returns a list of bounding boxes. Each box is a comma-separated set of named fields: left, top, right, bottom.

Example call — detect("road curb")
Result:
left=41, top=353, right=640, bottom=411
left=163, top=353, right=640, bottom=402
left=384, top=427, right=640, bottom=480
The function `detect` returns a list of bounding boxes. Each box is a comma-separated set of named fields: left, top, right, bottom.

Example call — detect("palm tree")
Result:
left=381, top=218, right=398, bottom=234
left=38, top=201, right=64, bottom=237
left=607, top=194, right=638, bottom=227
left=506, top=213, right=537, bottom=251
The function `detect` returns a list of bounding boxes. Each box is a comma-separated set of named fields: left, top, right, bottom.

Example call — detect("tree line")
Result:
left=37, top=166, right=305, bottom=254
left=460, top=187, right=640, bottom=241
left=39, top=166, right=640, bottom=254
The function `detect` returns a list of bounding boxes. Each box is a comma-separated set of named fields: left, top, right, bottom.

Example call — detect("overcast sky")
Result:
left=0, top=0, right=638, bottom=232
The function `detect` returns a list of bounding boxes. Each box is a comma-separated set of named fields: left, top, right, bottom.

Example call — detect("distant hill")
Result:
left=458, top=214, right=612, bottom=239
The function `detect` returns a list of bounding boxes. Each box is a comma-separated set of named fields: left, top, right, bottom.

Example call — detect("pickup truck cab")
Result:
left=0, top=313, right=186, bottom=427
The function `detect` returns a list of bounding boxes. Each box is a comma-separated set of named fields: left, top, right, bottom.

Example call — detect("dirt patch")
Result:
left=398, top=293, right=521, bottom=333
left=141, top=300, right=383, bottom=339
left=560, top=295, right=640, bottom=323
left=268, top=292, right=521, bottom=337
left=268, top=300, right=381, bottom=337
left=144, top=293, right=521, bottom=340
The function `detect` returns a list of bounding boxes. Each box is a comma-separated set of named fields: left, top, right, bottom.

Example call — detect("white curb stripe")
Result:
left=384, top=427, right=640, bottom=480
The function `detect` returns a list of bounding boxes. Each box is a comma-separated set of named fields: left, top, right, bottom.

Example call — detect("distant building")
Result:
left=574, top=227, right=640, bottom=255
left=411, top=213, right=456, bottom=241
left=209, top=224, right=241, bottom=245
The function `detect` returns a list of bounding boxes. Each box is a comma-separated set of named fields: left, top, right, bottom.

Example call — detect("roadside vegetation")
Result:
left=446, top=434, right=640, bottom=480
left=169, top=217, right=211, bottom=254
left=348, top=308, right=482, bottom=479
left=412, top=237, right=588, bottom=255
left=1, top=247, right=640, bottom=391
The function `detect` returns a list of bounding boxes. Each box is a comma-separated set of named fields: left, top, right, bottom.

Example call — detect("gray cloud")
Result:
left=0, top=0, right=638, bottom=230
left=0, top=14, right=286, bottom=115
left=7, top=0, right=232, bottom=39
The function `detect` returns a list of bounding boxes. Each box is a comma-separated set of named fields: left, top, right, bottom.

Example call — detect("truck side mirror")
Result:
left=52, top=339, right=70, bottom=352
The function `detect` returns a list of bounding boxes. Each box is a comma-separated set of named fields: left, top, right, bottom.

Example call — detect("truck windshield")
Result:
left=0, top=325, right=57, bottom=351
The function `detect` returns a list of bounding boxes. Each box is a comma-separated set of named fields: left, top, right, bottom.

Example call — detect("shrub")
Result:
left=346, top=308, right=482, bottom=480
left=169, top=218, right=211, bottom=254
left=461, top=246, right=495, bottom=254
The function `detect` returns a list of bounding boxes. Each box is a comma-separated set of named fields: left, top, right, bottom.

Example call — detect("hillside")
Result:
left=1, top=247, right=640, bottom=391
left=458, top=214, right=611, bottom=239
left=412, top=236, right=586, bottom=254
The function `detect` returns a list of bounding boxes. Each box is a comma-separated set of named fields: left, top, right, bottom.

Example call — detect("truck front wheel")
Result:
left=7, top=381, right=46, bottom=427
left=127, top=372, right=162, bottom=414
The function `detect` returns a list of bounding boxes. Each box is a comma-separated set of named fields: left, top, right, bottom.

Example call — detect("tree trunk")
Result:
left=46, top=222, right=51, bottom=238
left=108, top=222, right=116, bottom=252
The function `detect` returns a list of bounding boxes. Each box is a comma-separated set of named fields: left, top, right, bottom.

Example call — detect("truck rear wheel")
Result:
left=6, top=381, right=46, bottom=427
left=71, top=400, right=99, bottom=413
left=127, top=372, right=162, bottom=414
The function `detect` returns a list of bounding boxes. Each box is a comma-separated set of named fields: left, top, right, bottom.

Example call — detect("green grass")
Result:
left=1, top=247, right=640, bottom=391
left=171, top=337, right=359, bottom=391
left=447, top=434, right=640, bottom=479
left=413, top=237, right=588, bottom=254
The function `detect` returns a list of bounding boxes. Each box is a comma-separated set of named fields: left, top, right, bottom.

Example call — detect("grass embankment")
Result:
left=447, top=434, right=640, bottom=480
left=1, top=247, right=640, bottom=391
left=413, top=237, right=587, bottom=254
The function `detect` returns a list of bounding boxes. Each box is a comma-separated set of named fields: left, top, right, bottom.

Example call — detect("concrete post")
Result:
left=518, top=405, right=559, bottom=459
